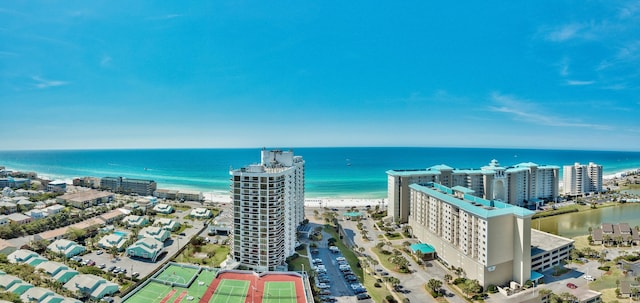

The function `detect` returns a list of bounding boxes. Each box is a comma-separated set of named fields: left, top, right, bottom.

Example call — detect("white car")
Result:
left=584, top=275, right=595, bottom=281
left=318, top=283, right=330, bottom=289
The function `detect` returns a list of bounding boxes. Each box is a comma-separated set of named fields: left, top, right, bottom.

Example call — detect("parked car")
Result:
left=107, top=266, right=116, bottom=272
left=567, top=283, right=578, bottom=289
left=318, top=283, right=330, bottom=289
left=356, top=293, right=371, bottom=300
left=96, top=250, right=104, bottom=255
left=584, top=275, right=595, bottom=281
left=98, top=264, right=106, bottom=269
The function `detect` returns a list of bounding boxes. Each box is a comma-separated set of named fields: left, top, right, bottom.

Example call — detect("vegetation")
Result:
left=174, top=242, right=230, bottom=266
left=426, top=279, right=443, bottom=297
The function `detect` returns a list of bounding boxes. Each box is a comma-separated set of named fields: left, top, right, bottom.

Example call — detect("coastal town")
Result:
left=0, top=153, right=639, bottom=303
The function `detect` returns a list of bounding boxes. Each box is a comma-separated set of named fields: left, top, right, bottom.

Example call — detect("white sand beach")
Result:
left=203, top=192, right=386, bottom=208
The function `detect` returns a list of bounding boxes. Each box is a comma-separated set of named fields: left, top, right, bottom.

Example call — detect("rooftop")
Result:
left=410, top=182, right=535, bottom=218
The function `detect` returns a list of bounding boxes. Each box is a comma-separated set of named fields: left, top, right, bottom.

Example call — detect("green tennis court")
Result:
left=211, top=279, right=250, bottom=303
left=155, top=264, right=199, bottom=285
left=124, top=281, right=173, bottom=303
left=262, top=281, right=297, bottom=303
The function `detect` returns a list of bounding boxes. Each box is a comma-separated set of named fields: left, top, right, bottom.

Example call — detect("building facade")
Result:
left=387, top=159, right=559, bottom=223
left=562, top=162, right=603, bottom=196
left=408, top=183, right=534, bottom=287
left=100, top=177, right=157, bottom=196
left=229, top=149, right=305, bottom=271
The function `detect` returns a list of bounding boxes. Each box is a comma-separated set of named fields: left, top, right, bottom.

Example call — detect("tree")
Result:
left=460, top=279, right=481, bottom=298
left=426, top=279, right=443, bottom=295
left=444, top=274, right=452, bottom=284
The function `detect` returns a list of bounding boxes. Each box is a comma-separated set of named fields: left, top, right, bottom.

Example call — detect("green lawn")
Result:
left=288, top=254, right=311, bottom=273
left=174, top=244, right=230, bottom=267
left=590, top=261, right=624, bottom=291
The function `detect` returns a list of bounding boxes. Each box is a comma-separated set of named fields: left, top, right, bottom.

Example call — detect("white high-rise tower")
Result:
left=230, top=149, right=305, bottom=271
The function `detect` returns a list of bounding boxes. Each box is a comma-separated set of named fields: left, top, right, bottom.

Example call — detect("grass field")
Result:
left=211, top=279, right=249, bottom=303
left=263, top=281, right=296, bottom=303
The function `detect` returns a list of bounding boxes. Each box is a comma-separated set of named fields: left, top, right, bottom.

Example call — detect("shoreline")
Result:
left=203, top=192, right=387, bottom=208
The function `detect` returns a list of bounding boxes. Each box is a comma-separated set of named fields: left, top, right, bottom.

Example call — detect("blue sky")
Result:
left=1, top=1, right=639, bottom=151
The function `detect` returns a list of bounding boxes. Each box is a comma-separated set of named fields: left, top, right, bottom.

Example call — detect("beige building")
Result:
left=562, top=162, right=603, bottom=195
left=57, top=190, right=114, bottom=209
left=387, top=159, right=559, bottom=223
left=408, top=182, right=534, bottom=287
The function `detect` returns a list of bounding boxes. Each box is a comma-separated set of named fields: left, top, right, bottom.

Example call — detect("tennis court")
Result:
left=124, top=281, right=174, bottom=303
left=155, top=263, right=199, bottom=285
left=210, top=279, right=250, bottom=303
left=262, top=282, right=297, bottom=303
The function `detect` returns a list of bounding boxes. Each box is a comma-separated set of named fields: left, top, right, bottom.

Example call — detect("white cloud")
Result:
left=489, top=92, right=611, bottom=130
left=31, top=76, right=69, bottom=89
left=100, top=55, right=112, bottom=67
left=546, top=24, right=583, bottom=42
left=566, top=80, right=595, bottom=86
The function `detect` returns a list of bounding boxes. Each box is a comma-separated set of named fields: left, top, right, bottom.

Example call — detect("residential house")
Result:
left=47, top=180, right=67, bottom=193
left=138, top=227, right=170, bottom=242
left=0, top=275, right=34, bottom=295
left=47, top=239, right=86, bottom=258
left=0, top=239, right=17, bottom=256
left=592, top=223, right=640, bottom=245
left=99, top=208, right=128, bottom=224
left=0, top=201, right=17, bottom=214
left=6, top=213, right=32, bottom=224
left=20, top=287, right=55, bottom=303
left=63, top=274, right=119, bottom=300
left=177, top=190, right=203, bottom=202
left=190, top=207, right=212, bottom=219
left=154, top=218, right=180, bottom=231
left=35, top=261, right=78, bottom=283
left=7, top=250, right=47, bottom=266
left=121, top=215, right=149, bottom=227
left=0, top=216, right=8, bottom=226
left=24, top=209, right=47, bottom=219
left=126, top=238, right=164, bottom=262
left=153, top=203, right=174, bottom=214
left=45, top=204, right=65, bottom=215
left=98, top=233, right=128, bottom=251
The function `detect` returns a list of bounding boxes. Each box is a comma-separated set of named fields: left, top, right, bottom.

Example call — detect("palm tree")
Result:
left=444, top=274, right=452, bottom=284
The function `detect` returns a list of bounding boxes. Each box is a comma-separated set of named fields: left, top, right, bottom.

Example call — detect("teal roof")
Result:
left=410, top=243, right=435, bottom=254
left=343, top=212, right=362, bottom=217
left=531, top=270, right=544, bottom=281
left=409, top=183, right=535, bottom=218
left=451, top=186, right=474, bottom=194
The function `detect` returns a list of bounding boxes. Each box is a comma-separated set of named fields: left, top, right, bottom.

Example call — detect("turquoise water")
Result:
left=113, top=231, right=128, bottom=237
left=1, top=147, right=639, bottom=198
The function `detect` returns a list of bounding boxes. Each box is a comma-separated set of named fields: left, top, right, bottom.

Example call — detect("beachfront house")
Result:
left=138, top=226, right=170, bottom=242
left=153, top=203, right=174, bottom=214
left=154, top=218, right=180, bottom=231
left=0, top=239, right=17, bottom=256
left=121, top=215, right=149, bottom=227
left=190, top=207, right=212, bottom=219
left=126, top=238, right=165, bottom=262
left=20, top=287, right=55, bottom=303
left=47, top=239, right=86, bottom=258
left=63, top=274, right=118, bottom=300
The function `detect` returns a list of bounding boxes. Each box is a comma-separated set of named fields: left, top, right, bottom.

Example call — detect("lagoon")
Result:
left=533, top=203, right=640, bottom=238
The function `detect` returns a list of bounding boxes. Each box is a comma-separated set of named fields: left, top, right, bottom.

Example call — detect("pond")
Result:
left=533, top=203, right=640, bottom=238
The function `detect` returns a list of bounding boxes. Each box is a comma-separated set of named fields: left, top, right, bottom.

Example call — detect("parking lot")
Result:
left=308, top=225, right=372, bottom=303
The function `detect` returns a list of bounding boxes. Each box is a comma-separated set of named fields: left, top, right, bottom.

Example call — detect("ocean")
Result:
left=0, top=147, right=639, bottom=199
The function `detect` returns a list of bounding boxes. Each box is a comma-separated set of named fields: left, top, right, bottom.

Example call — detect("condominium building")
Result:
left=387, top=159, right=559, bottom=223
left=408, top=182, right=535, bottom=287
left=562, top=162, right=603, bottom=195
left=230, top=149, right=305, bottom=271
left=100, top=177, right=157, bottom=196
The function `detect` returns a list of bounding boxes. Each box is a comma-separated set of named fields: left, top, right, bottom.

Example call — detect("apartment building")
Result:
left=100, top=177, right=157, bottom=196
left=563, top=162, right=603, bottom=195
left=387, top=159, right=559, bottom=223
left=229, top=149, right=305, bottom=271
left=408, top=182, right=535, bottom=287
